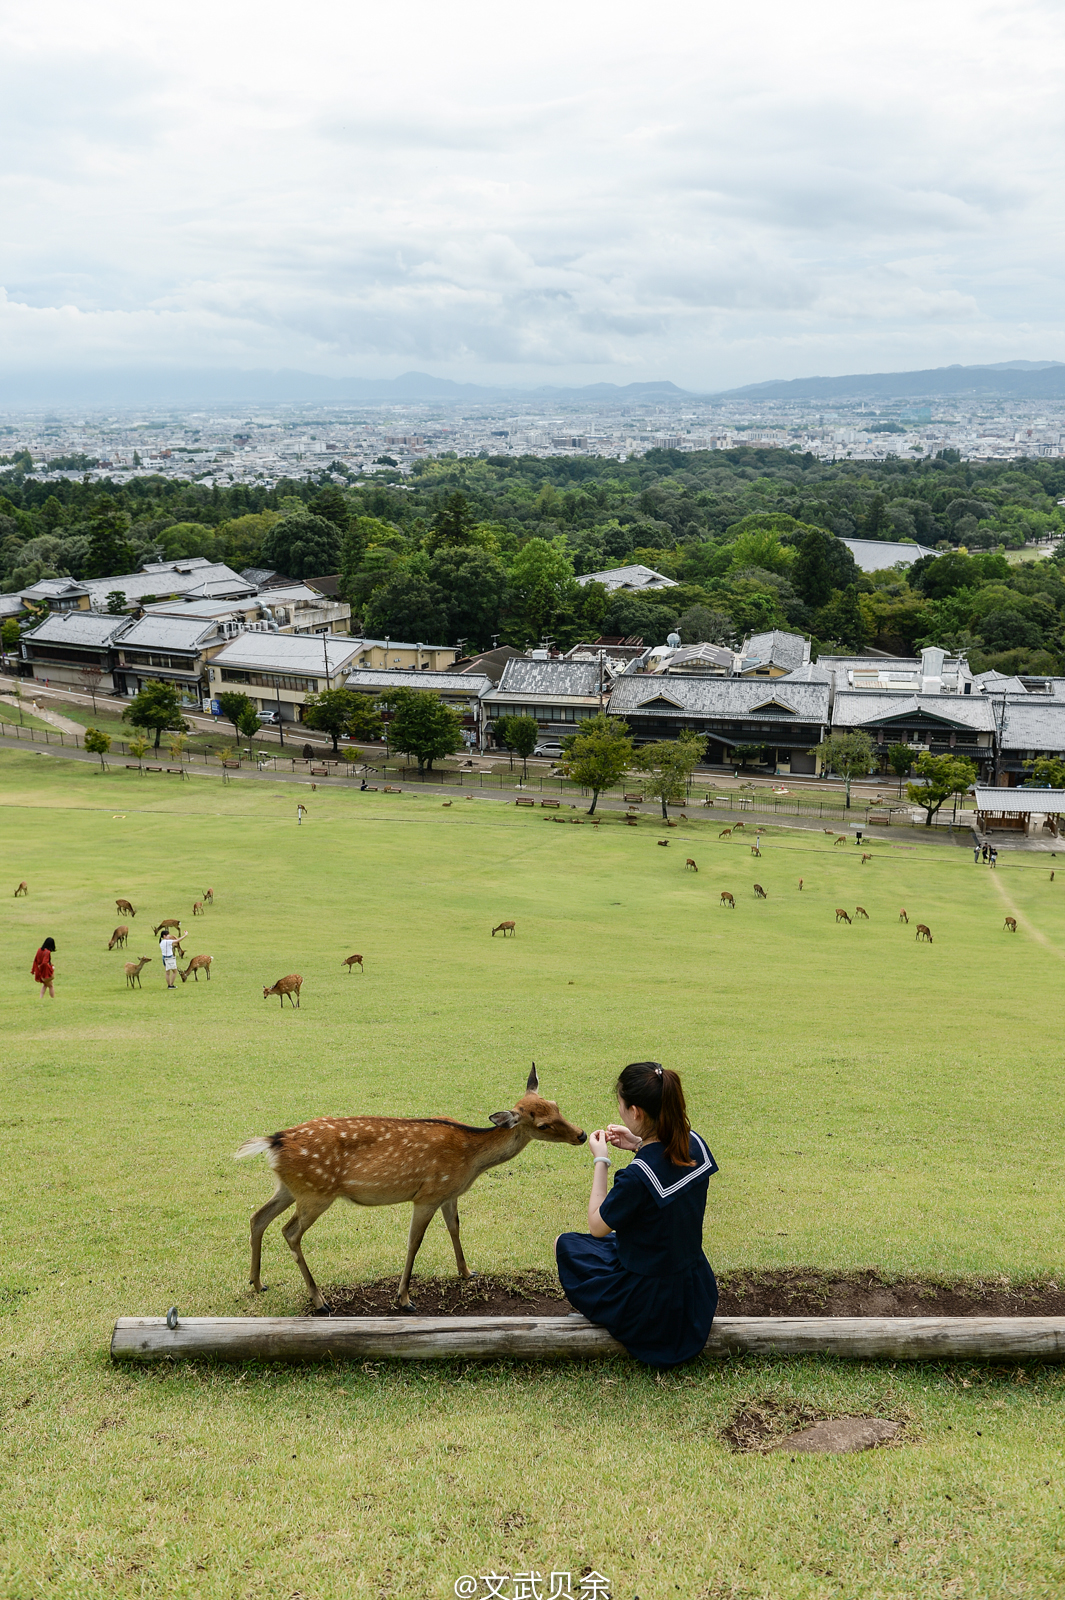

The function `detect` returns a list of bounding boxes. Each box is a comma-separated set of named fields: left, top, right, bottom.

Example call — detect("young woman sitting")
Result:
left=555, top=1061, right=718, bottom=1368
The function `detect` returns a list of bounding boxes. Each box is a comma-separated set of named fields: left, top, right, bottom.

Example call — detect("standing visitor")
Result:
left=973, top=844, right=981, bottom=864
left=159, top=928, right=187, bottom=991
left=555, top=1062, right=718, bottom=1368
left=32, top=937, right=56, bottom=999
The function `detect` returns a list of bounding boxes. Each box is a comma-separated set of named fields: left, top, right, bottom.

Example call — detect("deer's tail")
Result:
left=234, top=1136, right=275, bottom=1161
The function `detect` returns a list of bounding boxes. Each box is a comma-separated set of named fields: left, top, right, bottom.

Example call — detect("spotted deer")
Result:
left=1003, top=916, right=1017, bottom=933
left=153, top=918, right=181, bottom=939
left=834, top=835, right=846, bottom=846
left=180, top=954, right=213, bottom=982
left=264, top=974, right=302, bottom=1007
left=899, top=908, right=909, bottom=924
left=855, top=906, right=869, bottom=919
left=342, top=954, right=364, bottom=973
left=491, top=921, right=515, bottom=937
left=107, top=925, right=129, bottom=949
left=753, top=884, right=767, bottom=899
left=192, top=901, right=205, bottom=917
left=116, top=899, right=136, bottom=917
left=835, top=908, right=852, bottom=924
left=203, top=888, right=214, bottom=904
left=720, top=891, right=735, bottom=908
left=718, top=828, right=732, bottom=838
left=685, top=858, right=698, bottom=871
left=235, top=1065, right=586, bottom=1313
left=14, top=881, right=27, bottom=897
left=915, top=924, right=933, bottom=942
left=125, top=956, right=151, bottom=988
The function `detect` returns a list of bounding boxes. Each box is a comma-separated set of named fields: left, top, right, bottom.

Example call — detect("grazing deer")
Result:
left=899, top=908, right=909, bottom=924
left=343, top=954, right=364, bottom=973
left=855, top=906, right=869, bottom=919
left=797, top=878, right=803, bottom=891
left=685, top=858, right=698, bottom=871
left=236, top=1064, right=586, bottom=1313
left=14, top=881, right=27, bottom=897
left=264, top=974, right=302, bottom=1007
left=203, top=888, right=214, bottom=904
left=192, top=901, right=205, bottom=917
left=125, top=956, right=151, bottom=988
left=835, top=908, right=852, bottom=924
left=733, top=822, right=745, bottom=831
left=1003, top=916, right=1017, bottom=933
left=720, top=891, right=735, bottom=908
left=179, top=954, right=213, bottom=982
left=107, top=925, right=129, bottom=950
left=116, top=899, right=136, bottom=917
left=915, top=924, right=933, bottom=943
left=834, top=835, right=846, bottom=846
left=153, top=918, right=181, bottom=938
left=753, top=884, right=767, bottom=899
left=751, top=844, right=761, bottom=856
left=718, top=828, right=732, bottom=838
left=491, top=921, right=515, bottom=937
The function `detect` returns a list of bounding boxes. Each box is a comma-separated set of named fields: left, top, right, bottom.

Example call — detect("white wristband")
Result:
left=593, top=1156, right=611, bottom=1167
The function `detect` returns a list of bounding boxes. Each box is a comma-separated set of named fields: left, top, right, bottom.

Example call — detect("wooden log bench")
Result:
left=868, top=811, right=891, bottom=825
left=166, top=768, right=185, bottom=775
left=145, top=765, right=162, bottom=772
left=310, top=766, right=329, bottom=776
left=125, top=764, right=140, bottom=770
left=540, top=799, right=561, bottom=808
left=110, top=1314, right=1065, bottom=1365
left=515, top=797, right=535, bottom=807
left=383, top=786, right=402, bottom=793
left=623, top=793, right=644, bottom=803
left=221, top=760, right=240, bottom=769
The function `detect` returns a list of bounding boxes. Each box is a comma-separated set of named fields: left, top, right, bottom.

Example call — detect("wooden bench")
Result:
left=541, top=799, right=561, bottom=808
left=310, top=767, right=329, bottom=776
left=515, top=797, right=535, bottom=807
left=222, top=760, right=240, bottom=769
left=363, top=785, right=378, bottom=791
left=384, top=786, right=402, bottom=793
left=145, top=765, right=162, bottom=772
left=868, top=811, right=891, bottom=825
left=166, top=768, right=184, bottom=775
left=623, top=793, right=644, bottom=803
left=125, top=764, right=140, bottom=770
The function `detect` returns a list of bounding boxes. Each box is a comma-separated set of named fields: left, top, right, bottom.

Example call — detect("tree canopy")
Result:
left=560, top=713, right=634, bottom=814
left=122, top=680, right=187, bottom=750
left=383, top=688, right=463, bottom=771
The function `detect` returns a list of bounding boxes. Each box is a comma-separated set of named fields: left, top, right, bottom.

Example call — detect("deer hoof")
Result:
left=311, top=1302, right=333, bottom=1317
left=393, top=1301, right=419, bottom=1315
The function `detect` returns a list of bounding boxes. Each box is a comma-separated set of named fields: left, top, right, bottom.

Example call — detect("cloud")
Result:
left=0, top=0, right=1063, bottom=387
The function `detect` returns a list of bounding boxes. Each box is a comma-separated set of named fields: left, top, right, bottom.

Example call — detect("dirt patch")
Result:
left=314, top=1268, right=1065, bottom=1320
left=721, top=1400, right=906, bottom=1454
left=717, top=1268, right=1065, bottom=1319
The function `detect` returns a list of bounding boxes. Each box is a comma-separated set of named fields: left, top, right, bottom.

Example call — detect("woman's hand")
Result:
left=588, top=1128, right=610, bottom=1161
left=605, top=1123, right=642, bottom=1151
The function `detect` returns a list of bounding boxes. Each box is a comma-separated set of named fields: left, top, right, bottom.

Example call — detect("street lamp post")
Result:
left=274, top=676, right=284, bottom=748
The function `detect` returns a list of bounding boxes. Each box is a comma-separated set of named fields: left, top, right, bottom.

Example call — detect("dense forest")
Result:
left=3, top=445, right=1065, bottom=673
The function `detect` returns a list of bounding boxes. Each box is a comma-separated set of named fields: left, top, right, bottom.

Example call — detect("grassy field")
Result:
left=2, top=749, right=1064, bottom=1599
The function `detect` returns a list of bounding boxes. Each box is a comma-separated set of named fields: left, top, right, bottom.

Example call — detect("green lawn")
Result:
left=2, top=750, right=1064, bottom=1599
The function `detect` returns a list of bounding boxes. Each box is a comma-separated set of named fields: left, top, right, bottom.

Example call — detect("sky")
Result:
left=1, top=0, right=1063, bottom=391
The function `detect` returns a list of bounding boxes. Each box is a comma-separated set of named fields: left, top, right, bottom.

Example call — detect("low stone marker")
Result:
left=774, top=1418, right=902, bottom=1454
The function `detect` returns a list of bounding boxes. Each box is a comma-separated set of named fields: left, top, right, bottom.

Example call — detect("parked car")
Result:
left=534, top=741, right=565, bottom=758
left=257, top=709, right=281, bottom=725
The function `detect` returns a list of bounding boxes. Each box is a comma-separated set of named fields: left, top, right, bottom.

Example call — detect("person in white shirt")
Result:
left=159, top=930, right=187, bottom=991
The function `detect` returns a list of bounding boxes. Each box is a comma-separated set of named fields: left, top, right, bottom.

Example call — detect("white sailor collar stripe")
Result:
left=630, top=1132, right=717, bottom=1201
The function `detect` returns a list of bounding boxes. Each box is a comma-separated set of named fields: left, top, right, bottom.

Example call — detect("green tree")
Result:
left=84, top=505, right=135, bottom=581
left=302, top=688, right=361, bottom=751
left=364, top=568, right=448, bottom=642
left=815, top=585, right=867, bottom=651
left=907, top=752, right=977, bottom=827
left=122, top=680, right=187, bottom=750
left=346, top=695, right=384, bottom=744
left=127, top=734, right=150, bottom=770
left=815, top=730, right=875, bottom=809
left=636, top=731, right=704, bottom=819
left=308, top=485, right=351, bottom=532
left=496, top=714, right=538, bottom=778
left=886, top=742, right=917, bottom=795
left=383, top=688, right=463, bottom=772
left=1022, top=756, right=1065, bottom=789
left=732, top=743, right=765, bottom=770
left=428, top=491, right=473, bottom=551
left=260, top=513, right=340, bottom=580
left=792, top=528, right=855, bottom=607
left=560, top=712, right=635, bottom=815
left=675, top=604, right=734, bottom=646
left=506, top=537, right=578, bottom=644
left=1, top=618, right=19, bottom=653
left=106, top=590, right=127, bottom=614
left=429, top=546, right=507, bottom=649
left=84, top=726, right=111, bottom=771
left=216, top=690, right=259, bottom=744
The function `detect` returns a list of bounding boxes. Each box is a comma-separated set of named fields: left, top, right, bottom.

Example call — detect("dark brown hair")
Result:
left=615, top=1061, right=693, bottom=1167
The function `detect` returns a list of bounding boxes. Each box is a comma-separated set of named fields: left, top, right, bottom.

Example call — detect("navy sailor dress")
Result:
left=555, top=1131, right=719, bottom=1368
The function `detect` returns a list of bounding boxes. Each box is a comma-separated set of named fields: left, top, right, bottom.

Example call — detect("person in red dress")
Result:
left=32, top=937, right=56, bottom=999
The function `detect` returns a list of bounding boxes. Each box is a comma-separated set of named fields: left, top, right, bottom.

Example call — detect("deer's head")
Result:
left=489, top=1063, right=586, bottom=1145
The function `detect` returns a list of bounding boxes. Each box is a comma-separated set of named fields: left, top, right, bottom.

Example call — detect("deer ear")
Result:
left=489, top=1110, right=520, bottom=1128
left=526, top=1062, right=539, bottom=1094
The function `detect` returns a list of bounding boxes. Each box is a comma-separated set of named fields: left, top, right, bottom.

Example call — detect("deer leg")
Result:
left=440, top=1197, right=473, bottom=1280
left=249, top=1182, right=295, bottom=1291
left=281, top=1193, right=335, bottom=1312
left=395, top=1202, right=438, bottom=1310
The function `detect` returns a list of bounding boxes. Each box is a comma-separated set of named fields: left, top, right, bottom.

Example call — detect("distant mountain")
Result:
left=0, top=367, right=694, bottom=408
left=715, top=362, right=1065, bottom=402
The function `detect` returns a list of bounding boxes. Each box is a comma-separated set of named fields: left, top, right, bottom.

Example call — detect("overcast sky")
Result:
left=1, top=0, right=1063, bottom=390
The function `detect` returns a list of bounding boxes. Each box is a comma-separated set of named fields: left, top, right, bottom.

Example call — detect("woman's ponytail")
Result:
left=615, top=1062, right=694, bottom=1168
